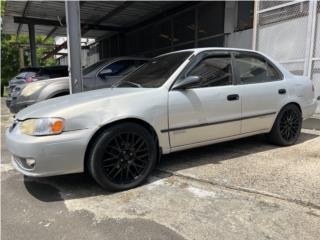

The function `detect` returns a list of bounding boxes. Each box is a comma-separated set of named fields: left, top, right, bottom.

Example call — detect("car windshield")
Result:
left=116, top=51, right=193, bottom=88
left=82, top=59, right=110, bottom=75
left=15, top=71, right=36, bottom=79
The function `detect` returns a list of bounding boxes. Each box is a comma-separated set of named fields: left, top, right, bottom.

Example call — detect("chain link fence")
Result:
left=254, top=0, right=320, bottom=113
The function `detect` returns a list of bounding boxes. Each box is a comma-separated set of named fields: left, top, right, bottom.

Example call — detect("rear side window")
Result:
left=235, top=53, right=282, bottom=84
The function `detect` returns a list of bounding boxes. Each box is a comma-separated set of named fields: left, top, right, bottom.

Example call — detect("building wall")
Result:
left=59, top=1, right=254, bottom=67
left=99, top=1, right=253, bottom=58
left=254, top=0, right=320, bottom=112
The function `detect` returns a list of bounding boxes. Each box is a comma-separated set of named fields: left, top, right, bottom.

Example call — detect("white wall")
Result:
left=257, top=16, right=308, bottom=62
left=225, top=28, right=253, bottom=49
left=224, top=1, right=253, bottom=50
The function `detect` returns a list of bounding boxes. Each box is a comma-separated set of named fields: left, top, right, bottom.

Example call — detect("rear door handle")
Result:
left=278, top=89, right=286, bottom=94
left=227, top=94, right=239, bottom=101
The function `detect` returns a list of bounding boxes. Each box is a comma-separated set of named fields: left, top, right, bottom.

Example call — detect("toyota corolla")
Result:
left=6, top=48, right=317, bottom=191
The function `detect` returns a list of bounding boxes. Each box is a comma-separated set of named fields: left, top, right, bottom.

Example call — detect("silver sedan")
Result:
left=6, top=48, right=317, bottom=191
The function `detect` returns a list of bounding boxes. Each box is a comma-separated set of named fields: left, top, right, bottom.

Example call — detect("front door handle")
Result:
left=227, top=94, right=239, bottom=101
left=278, top=89, right=286, bottom=94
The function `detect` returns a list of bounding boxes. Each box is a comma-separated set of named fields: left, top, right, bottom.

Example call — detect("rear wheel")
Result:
left=88, top=123, right=157, bottom=191
left=266, top=104, right=302, bottom=146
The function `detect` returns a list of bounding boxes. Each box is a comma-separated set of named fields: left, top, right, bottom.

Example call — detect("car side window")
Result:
left=235, top=54, right=282, bottom=84
left=185, top=54, right=233, bottom=88
left=99, top=60, right=135, bottom=79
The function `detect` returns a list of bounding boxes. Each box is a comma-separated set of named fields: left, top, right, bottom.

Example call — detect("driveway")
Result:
left=1, top=98, right=320, bottom=240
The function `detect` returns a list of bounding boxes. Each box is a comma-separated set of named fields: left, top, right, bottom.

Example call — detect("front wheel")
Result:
left=266, top=104, right=302, bottom=146
left=88, top=123, right=157, bottom=191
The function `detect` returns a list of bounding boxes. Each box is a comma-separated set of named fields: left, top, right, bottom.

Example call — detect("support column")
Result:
left=65, top=0, right=83, bottom=93
left=19, top=47, right=25, bottom=68
left=28, top=23, right=37, bottom=66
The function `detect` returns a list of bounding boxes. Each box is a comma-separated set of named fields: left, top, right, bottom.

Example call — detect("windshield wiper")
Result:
left=112, top=80, right=142, bottom=88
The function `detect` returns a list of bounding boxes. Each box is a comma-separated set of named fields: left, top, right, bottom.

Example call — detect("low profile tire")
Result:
left=88, top=123, right=157, bottom=191
left=266, top=104, right=302, bottom=146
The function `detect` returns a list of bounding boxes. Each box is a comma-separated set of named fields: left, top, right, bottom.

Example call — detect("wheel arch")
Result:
left=280, top=101, right=302, bottom=114
left=47, top=89, right=70, bottom=99
left=83, top=118, right=161, bottom=172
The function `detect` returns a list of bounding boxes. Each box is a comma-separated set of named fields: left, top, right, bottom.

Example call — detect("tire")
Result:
left=88, top=123, right=157, bottom=191
left=266, top=104, right=302, bottom=146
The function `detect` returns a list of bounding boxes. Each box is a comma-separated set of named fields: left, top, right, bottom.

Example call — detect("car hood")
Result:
left=16, top=87, right=154, bottom=120
left=36, top=76, right=69, bottom=84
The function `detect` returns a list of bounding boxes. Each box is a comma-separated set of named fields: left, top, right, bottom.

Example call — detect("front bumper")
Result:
left=5, top=126, right=93, bottom=177
left=6, top=98, right=12, bottom=108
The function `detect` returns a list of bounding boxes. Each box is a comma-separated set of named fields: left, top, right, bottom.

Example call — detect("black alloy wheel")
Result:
left=266, top=104, right=302, bottom=146
left=88, top=123, right=157, bottom=191
left=279, top=108, right=300, bottom=142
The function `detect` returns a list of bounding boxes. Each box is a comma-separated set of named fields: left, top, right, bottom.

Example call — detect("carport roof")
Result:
left=2, top=1, right=192, bottom=39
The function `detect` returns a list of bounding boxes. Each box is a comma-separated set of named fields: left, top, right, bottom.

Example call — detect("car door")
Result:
left=95, top=60, right=145, bottom=89
left=233, top=52, right=286, bottom=133
left=167, top=52, right=241, bottom=148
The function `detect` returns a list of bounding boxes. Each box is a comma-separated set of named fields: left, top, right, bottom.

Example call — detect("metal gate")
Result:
left=253, top=0, right=320, bottom=112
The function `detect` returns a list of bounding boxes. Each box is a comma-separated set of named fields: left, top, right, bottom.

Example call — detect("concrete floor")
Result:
left=1, top=99, right=320, bottom=240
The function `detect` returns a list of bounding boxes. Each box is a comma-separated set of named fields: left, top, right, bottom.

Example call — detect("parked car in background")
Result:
left=5, top=48, right=317, bottom=191
left=8, top=57, right=148, bottom=113
left=6, top=65, right=68, bottom=108
left=8, top=66, right=68, bottom=93
left=7, top=67, right=40, bottom=93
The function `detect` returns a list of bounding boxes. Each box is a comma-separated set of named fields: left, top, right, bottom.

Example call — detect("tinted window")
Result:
left=118, top=51, right=192, bottom=88
left=15, top=71, right=36, bottom=79
left=180, top=54, right=233, bottom=88
left=235, top=54, right=282, bottom=84
left=82, top=59, right=111, bottom=75
left=101, top=60, right=135, bottom=77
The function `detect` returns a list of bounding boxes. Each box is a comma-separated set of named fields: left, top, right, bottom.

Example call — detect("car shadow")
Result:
left=24, top=132, right=319, bottom=203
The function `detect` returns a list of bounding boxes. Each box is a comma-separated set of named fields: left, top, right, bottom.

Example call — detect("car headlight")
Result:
left=21, top=82, right=45, bottom=96
left=19, top=118, right=64, bottom=136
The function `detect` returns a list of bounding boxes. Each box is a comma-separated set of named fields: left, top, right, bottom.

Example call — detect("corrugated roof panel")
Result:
left=2, top=0, right=189, bottom=39
left=25, top=1, right=65, bottom=20
left=4, top=1, right=26, bottom=16
left=80, top=1, right=124, bottom=24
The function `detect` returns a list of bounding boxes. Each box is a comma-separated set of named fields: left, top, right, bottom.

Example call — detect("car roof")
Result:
left=100, top=56, right=150, bottom=62
left=158, top=47, right=261, bottom=57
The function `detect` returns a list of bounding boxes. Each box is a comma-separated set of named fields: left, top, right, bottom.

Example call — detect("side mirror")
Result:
left=99, top=68, right=113, bottom=76
left=172, top=76, right=200, bottom=90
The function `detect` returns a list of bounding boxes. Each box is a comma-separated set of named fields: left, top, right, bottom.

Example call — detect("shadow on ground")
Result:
left=23, top=132, right=319, bottom=203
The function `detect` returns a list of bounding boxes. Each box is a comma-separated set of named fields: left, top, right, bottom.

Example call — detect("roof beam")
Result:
left=128, top=1, right=199, bottom=30
left=43, top=2, right=133, bottom=60
left=16, top=1, right=30, bottom=39
left=44, top=1, right=87, bottom=42
left=14, top=16, right=126, bottom=32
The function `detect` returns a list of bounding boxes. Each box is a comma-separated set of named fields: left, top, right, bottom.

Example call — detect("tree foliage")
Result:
left=1, top=0, right=57, bottom=96
left=1, top=33, right=57, bottom=87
